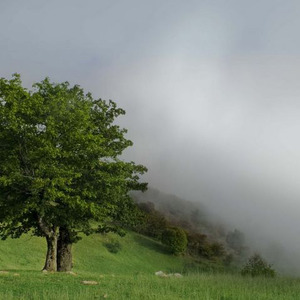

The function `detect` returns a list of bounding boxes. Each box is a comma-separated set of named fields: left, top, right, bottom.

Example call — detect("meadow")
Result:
left=0, top=232, right=299, bottom=299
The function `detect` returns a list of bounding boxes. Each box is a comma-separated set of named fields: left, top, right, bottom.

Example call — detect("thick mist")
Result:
left=1, top=0, right=300, bottom=274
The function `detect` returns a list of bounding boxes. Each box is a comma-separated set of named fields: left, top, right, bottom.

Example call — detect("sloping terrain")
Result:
left=0, top=231, right=191, bottom=274
left=0, top=232, right=299, bottom=299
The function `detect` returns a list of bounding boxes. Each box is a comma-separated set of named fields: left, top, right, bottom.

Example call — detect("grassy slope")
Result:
left=0, top=232, right=300, bottom=299
left=0, top=232, right=191, bottom=274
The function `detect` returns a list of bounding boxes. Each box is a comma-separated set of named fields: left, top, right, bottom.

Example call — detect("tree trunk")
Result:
left=43, top=235, right=58, bottom=272
left=37, top=216, right=59, bottom=272
left=57, top=227, right=73, bottom=272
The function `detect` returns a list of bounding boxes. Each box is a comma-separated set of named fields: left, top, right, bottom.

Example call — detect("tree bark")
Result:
left=38, top=216, right=59, bottom=272
left=43, top=235, right=58, bottom=272
left=57, top=227, right=73, bottom=272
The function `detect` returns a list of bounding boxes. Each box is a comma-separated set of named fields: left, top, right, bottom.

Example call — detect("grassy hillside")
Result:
left=0, top=232, right=300, bottom=299
left=0, top=231, right=193, bottom=274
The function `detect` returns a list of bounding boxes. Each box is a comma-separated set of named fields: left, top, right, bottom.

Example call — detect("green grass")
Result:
left=0, top=232, right=299, bottom=299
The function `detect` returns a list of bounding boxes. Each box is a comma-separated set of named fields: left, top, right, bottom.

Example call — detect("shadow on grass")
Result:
left=132, top=235, right=170, bottom=255
left=0, top=269, right=46, bottom=275
left=103, top=240, right=122, bottom=254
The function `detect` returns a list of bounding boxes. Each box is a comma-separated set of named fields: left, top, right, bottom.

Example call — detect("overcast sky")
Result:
left=1, top=0, right=300, bottom=273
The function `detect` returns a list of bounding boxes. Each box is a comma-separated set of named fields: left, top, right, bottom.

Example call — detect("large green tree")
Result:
left=0, top=74, right=147, bottom=271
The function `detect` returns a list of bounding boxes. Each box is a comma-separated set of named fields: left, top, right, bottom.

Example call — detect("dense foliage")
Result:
left=134, top=202, right=168, bottom=239
left=241, top=253, right=276, bottom=277
left=161, top=227, right=188, bottom=255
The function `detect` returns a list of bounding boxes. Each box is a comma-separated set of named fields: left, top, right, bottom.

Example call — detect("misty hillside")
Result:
left=132, top=187, right=234, bottom=245
left=132, top=187, right=300, bottom=276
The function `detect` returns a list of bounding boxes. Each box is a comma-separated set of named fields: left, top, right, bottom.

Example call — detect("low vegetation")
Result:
left=241, top=253, right=276, bottom=278
left=161, top=227, right=188, bottom=255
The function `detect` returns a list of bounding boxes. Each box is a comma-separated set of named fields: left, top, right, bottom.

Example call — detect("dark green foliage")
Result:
left=241, top=253, right=276, bottom=277
left=132, top=188, right=208, bottom=232
left=161, top=227, right=187, bottom=255
left=187, top=232, right=226, bottom=261
left=135, top=202, right=168, bottom=239
left=209, top=242, right=226, bottom=259
left=187, top=232, right=208, bottom=256
left=0, top=74, right=147, bottom=236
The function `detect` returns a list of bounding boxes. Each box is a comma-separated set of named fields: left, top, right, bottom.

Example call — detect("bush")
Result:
left=162, top=227, right=187, bottom=255
left=241, top=253, right=276, bottom=277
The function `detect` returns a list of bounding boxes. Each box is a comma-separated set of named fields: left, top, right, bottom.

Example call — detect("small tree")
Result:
left=0, top=74, right=147, bottom=271
left=241, top=253, right=276, bottom=277
left=162, top=227, right=187, bottom=255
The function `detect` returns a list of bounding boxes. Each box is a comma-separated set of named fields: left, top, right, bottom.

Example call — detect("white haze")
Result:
left=1, top=0, right=300, bottom=274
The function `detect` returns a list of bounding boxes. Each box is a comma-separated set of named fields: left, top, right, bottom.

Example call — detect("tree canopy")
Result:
left=0, top=74, right=147, bottom=271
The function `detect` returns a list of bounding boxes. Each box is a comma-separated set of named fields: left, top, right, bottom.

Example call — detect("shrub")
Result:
left=241, top=253, right=276, bottom=277
left=162, top=227, right=187, bottom=255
